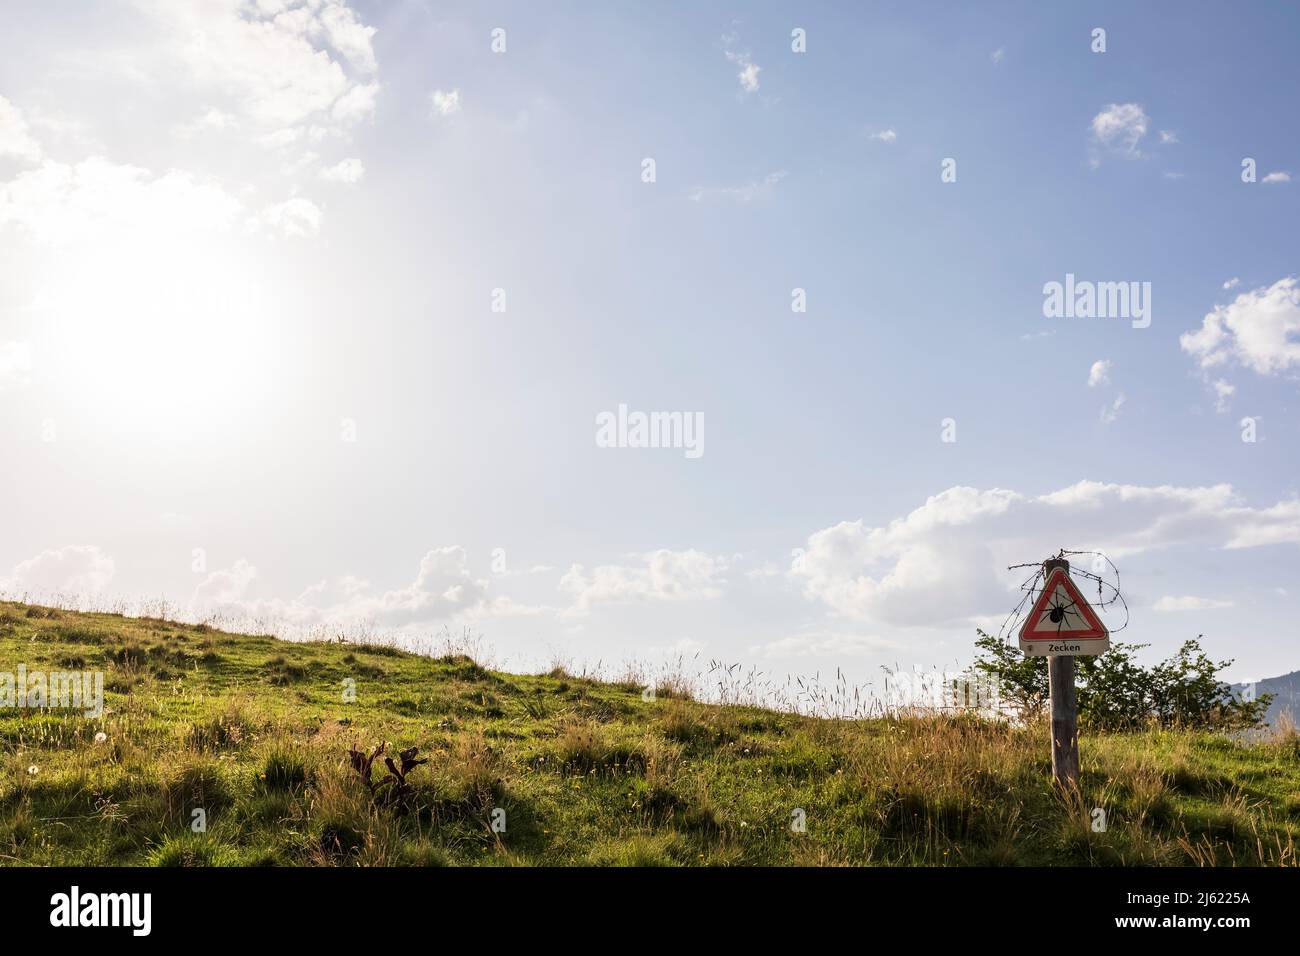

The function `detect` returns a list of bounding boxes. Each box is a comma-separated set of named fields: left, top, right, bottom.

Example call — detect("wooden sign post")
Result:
left=1045, top=560, right=1080, bottom=789
left=1017, top=556, right=1110, bottom=791
left=1048, top=653, right=1079, bottom=789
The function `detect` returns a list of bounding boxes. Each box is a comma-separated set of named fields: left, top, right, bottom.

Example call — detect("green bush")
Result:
left=973, top=631, right=1272, bottom=731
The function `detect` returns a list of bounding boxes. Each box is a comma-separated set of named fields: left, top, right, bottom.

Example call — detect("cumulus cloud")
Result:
left=1087, top=359, right=1111, bottom=387
left=133, top=0, right=378, bottom=134
left=0, top=6, right=379, bottom=247
left=0, top=95, right=42, bottom=163
left=789, top=481, right=1300, bottom=629
left=559, top=549, right=730, bottom=616
left=1152, top=595, right=1234, bottom=612
left=1159, top=129, right=1179, bottom=144
left=2, top=545, right=115, bottom=597
left=1262, top=171, right=1291, bottom=184
left=430, top=89, right=462, bottom=117
left=871, top=129, right=897, bottom=143
left=316, top=0, right=378, bottom=74
left=1180, top=276, right=1300, bottom=376
left=0, top=157, right=243, bottom=243
left=319, top=157, right=364, bottom=184
left=254, top=196, right=323, bottom=237
left=174, top=108, right=238, bottom=138
left=1223, top=277, right=1240, bottom=290
left=329, top=81, right=379, bottom=126
left=1090, top=102, right=1149, bottom=161
left=191, top=547, right=539, bottom=629
left=366, top=547, right=492, bottom=624
left=192, top=558, right=257, bottom=606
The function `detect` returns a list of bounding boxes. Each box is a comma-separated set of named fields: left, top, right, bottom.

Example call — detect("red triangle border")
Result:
left=1018, top=568, right=1109, bottom=641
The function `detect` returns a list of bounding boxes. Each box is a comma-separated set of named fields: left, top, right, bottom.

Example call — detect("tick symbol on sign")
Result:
left=1047, top=596, right=1078, bottom=630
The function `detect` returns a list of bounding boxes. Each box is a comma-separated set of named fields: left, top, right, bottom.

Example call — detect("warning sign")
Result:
left=1018, top=567, right=1109, bottom=657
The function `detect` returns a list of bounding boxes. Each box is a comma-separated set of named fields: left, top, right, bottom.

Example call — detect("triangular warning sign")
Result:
left=1018, top=568, right=1109, bottom=654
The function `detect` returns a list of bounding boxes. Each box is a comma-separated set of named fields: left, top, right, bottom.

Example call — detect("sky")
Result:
left=1, top=1, right=1298, bottom=704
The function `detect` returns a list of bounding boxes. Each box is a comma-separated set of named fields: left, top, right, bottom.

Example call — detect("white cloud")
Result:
left=1087, top=358, right=1111, bottom=387
left=2, top=545, right=115, bottom=597
left=191, top=547, right=537, bottom=629
left=0, top=96, right=42, bottom=163
left=1101, top=392, right=1126, bottom=425
left=0, top=341, right=34, bottom=386
left=871, top=129, right=897, bottom=144
left=559, top=549, right=730, bottom=616
left=174, top=108, right=239, bottom=138
left=193, top=558, right=258, bottom=606
left=257, top=127, right=304, bottom=150
left=643, top=637, right=707, bottom=657
left=751, top=630, right=901, bottom=659
left=790, top=481, right=1300, bottom=629
left=329, top=82, right=380, bottom=126
left=24, top=107, right=96, bottom=148
left=1090, top=102, right=1149, bottom=160
left=365, top=547, right=490, bottom=624
left=1223, top=277, right=1240, bottom=290
left=1159, top=129, right=1179, bottom=144
left=319, top=157, right=364, bottom=184
left=281, top=150, right=320, bottom=175
left=254, top=195, right=323, bottom=237
left=1153, top=595, right=1234, bottom=612
left=430, top=89, right=462, bottom=117
left=317, top=0, right=379, bottom=75
left=132, top=0, right=378, bottom=134
left=1212, top=378, right=1235, bottom=413
left=722, top=36, right=760, bottom=93
left=689, top=170, right=787, bottom=204
left=1180, top=276, right=1300, bottom=376
left=0, top=157, right=243, bottom=244
left=990, top=48, right=1005, bottom=65
left=1262, top=171, right=1291, bottom=184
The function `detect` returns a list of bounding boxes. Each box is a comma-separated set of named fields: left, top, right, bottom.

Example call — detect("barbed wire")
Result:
left=1059, top=549, right=1129, bottom=633
left=998, top=548, right=1129, bottom=641
left=997, top=565, right=1044, bottom=641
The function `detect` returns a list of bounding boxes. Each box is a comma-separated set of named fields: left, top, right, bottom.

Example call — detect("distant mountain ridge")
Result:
left=1234, top=671, right=1300, bottom=730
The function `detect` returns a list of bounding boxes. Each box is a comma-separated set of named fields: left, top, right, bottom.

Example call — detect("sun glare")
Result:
left=38, top=235, right=282, bottom=437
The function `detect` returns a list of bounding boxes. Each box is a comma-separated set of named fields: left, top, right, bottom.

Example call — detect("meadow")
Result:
left=1, top=600, right=1296, bottom=866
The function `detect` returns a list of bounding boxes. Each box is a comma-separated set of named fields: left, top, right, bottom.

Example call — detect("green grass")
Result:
left=0, top=600, right=1296, bottom=866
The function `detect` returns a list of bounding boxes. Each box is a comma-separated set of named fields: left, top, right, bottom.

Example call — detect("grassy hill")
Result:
left=1, top=600, right=1297, bottom=866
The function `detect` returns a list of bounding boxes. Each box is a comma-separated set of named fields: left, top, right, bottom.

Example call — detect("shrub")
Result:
left=974, top=632, right=1272, bottom=731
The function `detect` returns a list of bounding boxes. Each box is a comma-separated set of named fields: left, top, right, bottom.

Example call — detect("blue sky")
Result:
left=1, top=1, right=1298, bottom=701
